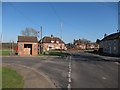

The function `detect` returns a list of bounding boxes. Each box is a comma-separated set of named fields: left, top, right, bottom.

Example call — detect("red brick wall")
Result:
left=18, top=42, right=38, bottom=55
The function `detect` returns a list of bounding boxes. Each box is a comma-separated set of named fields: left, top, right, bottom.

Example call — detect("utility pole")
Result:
left=12, top=40, right=13, bottom=55
left=41, top=26, right=42, bottom=54
left=12, top=40, right=14, bottom=55
left=61, top=20, right=62, bottom=53
left=9, top=40, right=11, bottom=56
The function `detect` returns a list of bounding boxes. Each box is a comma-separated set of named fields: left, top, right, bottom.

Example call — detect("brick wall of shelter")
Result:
left=18, top=42, right=38, bottom=55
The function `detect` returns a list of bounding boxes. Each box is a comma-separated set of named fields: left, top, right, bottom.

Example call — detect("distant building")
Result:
left=73, top=39, right=86, bottom=49
left=39, top=35, right=66, bottom=51
left=17, top=36, right=38, bottom=55
left=99, top=32, right=120, bottom=56
left=73, top=39, right=99, bottom=49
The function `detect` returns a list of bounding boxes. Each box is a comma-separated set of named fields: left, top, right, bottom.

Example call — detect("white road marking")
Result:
left=67, top=84, right=71, bottom=89
left=68, top=73, right=71, bottom=78
left=68, top=77, right=71, bottom=82
left=67, top=56, right=72, bottom=89
left=102, top=77, right=107, bottom=80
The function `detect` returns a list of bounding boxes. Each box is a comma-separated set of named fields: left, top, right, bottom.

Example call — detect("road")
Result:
left=2, top=51, right=119, bottom=88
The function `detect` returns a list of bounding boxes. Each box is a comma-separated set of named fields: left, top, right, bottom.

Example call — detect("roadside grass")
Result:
left=2, top=67, right=24, bottom=88
left=0, top=50, right=16, bottom=56
left=38, top=51, right=71, bottom=56
left=0, top=51, right=9, bottom=56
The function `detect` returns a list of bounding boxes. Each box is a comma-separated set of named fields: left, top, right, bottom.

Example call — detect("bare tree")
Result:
left=21, top=28, right=39, bottom=37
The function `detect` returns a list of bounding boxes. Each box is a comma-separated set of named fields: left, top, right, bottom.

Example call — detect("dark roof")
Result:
left=73, top=40, right=81, bottom=45
left=101, top=32, right=120, bottom=41
left=18, top=36, right=38, bottom=42
left=39, top=36, right=65, bottom=44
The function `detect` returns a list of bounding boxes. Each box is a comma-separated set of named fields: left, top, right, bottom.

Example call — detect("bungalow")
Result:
left=17, top=36, right=38, bottom=55
left=39, top=35, right=66, bottom=52
left=99, top=32, right=120, bottom=56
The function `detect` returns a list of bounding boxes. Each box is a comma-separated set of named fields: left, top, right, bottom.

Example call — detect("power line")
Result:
left=48, top=2, right=61, bottom=22
left=7, top=2, right=40, bottom=27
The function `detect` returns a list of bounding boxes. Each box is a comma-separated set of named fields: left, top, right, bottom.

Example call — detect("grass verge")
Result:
left=2, top=67, right=24, bottom=88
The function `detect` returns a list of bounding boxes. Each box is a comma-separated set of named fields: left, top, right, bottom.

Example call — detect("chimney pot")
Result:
left=104, top=33, right=107, bottom=38
left=51, top=35, right=53, bottom=38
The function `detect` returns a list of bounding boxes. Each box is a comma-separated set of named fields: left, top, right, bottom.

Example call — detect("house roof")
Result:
left=39, top=36, right=65, bottom=44
left=101, top=32, right=120, bottom=41
left=18, top=36, right=38, bottom=42
left=73, top=40, right=81, bottom=45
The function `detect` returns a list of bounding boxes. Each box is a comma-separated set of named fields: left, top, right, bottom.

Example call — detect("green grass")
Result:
left=0, top=51, right=9, bottom=55
left=0, top=50, right=16, bottom=56
left=2, top=67, right=24, bottom=88
left=38, top=51, right=71, bottom=56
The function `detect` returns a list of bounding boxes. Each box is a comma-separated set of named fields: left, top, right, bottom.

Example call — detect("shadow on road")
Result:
left=71, top=52, right=120, bottom=63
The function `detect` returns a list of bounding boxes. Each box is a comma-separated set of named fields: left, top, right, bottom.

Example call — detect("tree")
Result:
left=66, top=43, right=75, bottom=49
left=21, top=28, right=39, bottom=37
left=96, top=39, right=101, bottom=44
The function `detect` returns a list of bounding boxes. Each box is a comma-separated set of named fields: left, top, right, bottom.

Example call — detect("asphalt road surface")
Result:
left=2, top=51, right=119, bottom=88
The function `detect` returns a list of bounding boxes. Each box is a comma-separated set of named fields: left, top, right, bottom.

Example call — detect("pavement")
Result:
left=2, top=63, right=55, bottom=88
left=2, top=51, right=119, bottom=88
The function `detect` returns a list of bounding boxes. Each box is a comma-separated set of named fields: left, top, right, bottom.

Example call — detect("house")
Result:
left=73, top=39, right=86, bottom=49
left=17, top=36, right=38, bottom=55
left=99, top=32, right=120, bottom=56
left=39, top=35, right=66, bottom=51
left=73, top=39, right=99, bottom=49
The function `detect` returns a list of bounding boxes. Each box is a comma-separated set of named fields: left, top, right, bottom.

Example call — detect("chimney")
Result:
left=74, top=39, right=75, bottom=42
left=104, top=33, right=107, bottom=38
left=117, top=30, right=119, bottom=33
left=51, top=35, right=53, bottom=38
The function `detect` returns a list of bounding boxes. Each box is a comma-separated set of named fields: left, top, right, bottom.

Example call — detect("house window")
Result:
left=19, top=43, right=23, bottom=51
left=51, top=41, right=54, bottom=43
left=34, top=44, right=36, bottom=50
left=56, top=46, right=59, bottom=49
left=51, top=45, right=54, bottom=49
left=56, top=41, right=59, bottom=43
left=113, top=40, right=116, bottom=52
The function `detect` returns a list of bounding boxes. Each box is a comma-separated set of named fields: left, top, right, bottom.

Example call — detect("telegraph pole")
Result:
left=12, top=40, right=13, bottom=55
left=61, top=20, right=62, bottom=53
left=9, top=40, right=11, bottom=56
left=41, top=26, right=42, bottom=54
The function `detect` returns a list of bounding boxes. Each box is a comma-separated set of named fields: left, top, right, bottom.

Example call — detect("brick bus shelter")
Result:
left=17, top=36, right=38, bottom=55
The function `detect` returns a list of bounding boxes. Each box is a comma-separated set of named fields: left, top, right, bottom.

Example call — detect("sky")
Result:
left=2, top=2, right=118, bottom=43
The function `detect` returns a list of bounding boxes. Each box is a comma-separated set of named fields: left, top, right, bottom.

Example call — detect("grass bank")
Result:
left=2, top=67, right=24, bottom=88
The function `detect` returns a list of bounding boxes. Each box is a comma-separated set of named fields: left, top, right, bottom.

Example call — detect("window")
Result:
left=56, top=41, right=59, bottom=43
left=19, top=43, right=23, bottom=51
left=51, top=45, right=54, bottom=49
left=113, top=40, right=116, bottom=52
left=51, top=41, right=54, bottom=43
left=56, top=46, right=59, bottom=49
left=34, top=44, right=36, bottom=50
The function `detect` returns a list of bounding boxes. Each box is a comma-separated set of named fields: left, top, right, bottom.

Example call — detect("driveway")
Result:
left=2, top=51, right=119, bottom=88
